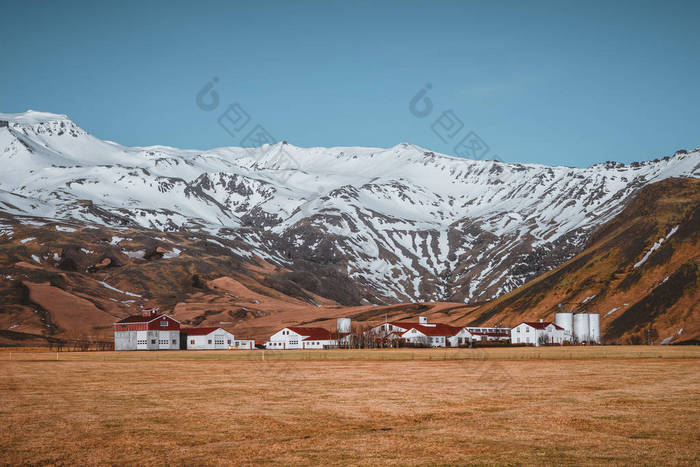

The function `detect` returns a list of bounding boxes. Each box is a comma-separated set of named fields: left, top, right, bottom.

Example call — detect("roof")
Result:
left=520, top=321, right=563, bottom=330
left=115, top=313, right=177, bottom=324
left=180, top=327, right=228, bottom=336
left=286, top=326, right=333, bottom=340
left=400, top=323, right=463, bottom=337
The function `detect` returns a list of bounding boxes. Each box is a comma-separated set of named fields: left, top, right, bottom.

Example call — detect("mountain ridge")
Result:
left=1, top=110, right=698, bottom=304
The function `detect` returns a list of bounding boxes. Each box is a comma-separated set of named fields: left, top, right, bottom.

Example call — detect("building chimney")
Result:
left=539, top=318, right=543, bottom=323
left=419, top=316, right=428, bottom=325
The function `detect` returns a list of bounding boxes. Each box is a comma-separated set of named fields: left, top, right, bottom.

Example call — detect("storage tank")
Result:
left=573, top=313, right=590, bottom=343
left=337, top=318, right=351, bottom=334
left=555, top=312, right=574, bottom=341
left=588, top=313, right=601, bottom=344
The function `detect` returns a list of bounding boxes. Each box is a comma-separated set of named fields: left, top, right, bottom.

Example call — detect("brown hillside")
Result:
left=467, top=177, right=699, bottom=344
left=0, top=178, right=697, bottom=345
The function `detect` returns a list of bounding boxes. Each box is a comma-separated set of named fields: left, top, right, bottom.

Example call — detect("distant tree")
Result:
left=646, top=326, right=659, bottom=345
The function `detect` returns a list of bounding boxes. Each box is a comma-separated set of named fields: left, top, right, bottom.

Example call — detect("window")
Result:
left=517, top=328, right=521, bottom=333
left=227, top=339, right=231, bottom=345
left=172, top=339, right=176, bottom=344
left=208, top=339, right=212, bottom=344
left=160, top=320, right=168, bottom=327
left=151, top=339, right=156, bottom=344
left=190, top=339, right=195, bottom=345
left=526, top=327, right=530, bottom=333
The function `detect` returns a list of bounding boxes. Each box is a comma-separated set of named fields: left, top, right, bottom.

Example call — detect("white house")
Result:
left=372, top=317, right=468, bottom=347
left=266, top=326, right=336, bottom=350
left=510, top=321, right=565, bottom=346
left=114, top=310, right=180, bottom=351
left=181, top=327, right=236, bottom=350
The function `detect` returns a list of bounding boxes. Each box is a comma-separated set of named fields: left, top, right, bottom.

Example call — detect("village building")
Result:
left=181, top=327, right=236, bottom=350
left=464, top=326, right=511, bottom=342
left=114, top=309, right=180, bottom=351
left=372, top=317, right=469, bottom=347
left=510, top=320, right=565, bottom=346
left=229, top=339, right=257, bottom=350
left=266, top=326, right=336, bottom=349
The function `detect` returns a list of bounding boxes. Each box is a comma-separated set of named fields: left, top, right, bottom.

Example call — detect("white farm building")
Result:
left=371, top=317, right=473, bottom=347
left=113, top=310, right=180, bottom=351
left=181, top=327, right=236, bottom=350
left=266, top=327, right=336, bottom=349
left=510, top=321, right=565, bottom=346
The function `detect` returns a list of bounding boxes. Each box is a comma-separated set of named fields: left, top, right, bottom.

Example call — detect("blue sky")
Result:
left=1, top=0, right=698, bottom=167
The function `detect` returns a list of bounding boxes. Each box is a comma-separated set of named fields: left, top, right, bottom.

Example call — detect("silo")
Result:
left=337, top=318, right=351, bottom=334
left=588, top=314, right=601, bottom=344
left=573, top=313, right=590, bottom=343
left=555, top=312, right=574, bottom=341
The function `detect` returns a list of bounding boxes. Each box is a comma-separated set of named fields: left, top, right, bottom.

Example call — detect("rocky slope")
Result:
left=465, top=178, right=700, bottom=344
left=0, top=178, right=697, bottom=345
left=1, top=110, right=698, bottom=305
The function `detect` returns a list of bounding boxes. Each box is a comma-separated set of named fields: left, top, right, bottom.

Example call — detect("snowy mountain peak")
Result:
left=0, top=110, right=71, bottom=124
left=0, top=111, right=698, bottom=303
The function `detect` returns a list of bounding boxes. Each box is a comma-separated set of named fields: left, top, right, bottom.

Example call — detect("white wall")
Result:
left=511, top=324, right=564, bottom=346
left=231, top=339, right=255, bottom=350
left=449, top=328, right=474, bottom=347
left=402, top=329, right=447, bottom=347
left=266, top=328, right=304, bottom=349
left=186, top=329, right=235, bottom=350
left=302, top=339, right=335, bottom=349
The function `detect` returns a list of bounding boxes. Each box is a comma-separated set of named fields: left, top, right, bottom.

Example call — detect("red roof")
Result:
left=115, top=313, right=175, bottom=324
left=287, top=326, right=333, bottom=340
left=180, top=327, right=229, bottom=336
left=398, top=323, right=463, bottom=337
left=521, top=321, right=563, bottom=330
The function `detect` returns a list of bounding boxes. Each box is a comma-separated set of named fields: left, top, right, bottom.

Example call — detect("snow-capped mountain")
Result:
left=1, top=110, right=698, bottom=303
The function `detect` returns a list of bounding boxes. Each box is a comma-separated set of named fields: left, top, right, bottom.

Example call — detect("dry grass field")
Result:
left=1, top=346, right=698, bottom=465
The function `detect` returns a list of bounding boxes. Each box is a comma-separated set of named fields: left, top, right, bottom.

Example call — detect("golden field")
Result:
left=1, top=346, right=699, bottom=465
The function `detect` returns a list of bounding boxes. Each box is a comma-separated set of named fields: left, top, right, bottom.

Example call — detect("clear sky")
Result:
left=1, top=0, right=698, bottom=167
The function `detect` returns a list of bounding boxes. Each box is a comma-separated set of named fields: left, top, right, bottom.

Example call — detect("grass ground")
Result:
left=1, top=346, right=698, bottom=465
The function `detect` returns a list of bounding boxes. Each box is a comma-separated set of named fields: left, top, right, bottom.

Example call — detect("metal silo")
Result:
left=555, top=312, right=574, bottom=341
left=337, top=318, right=351, bottom=334
left=588, top=313, right=601, bottom=344
left=573, top=313, right=590, bottom=343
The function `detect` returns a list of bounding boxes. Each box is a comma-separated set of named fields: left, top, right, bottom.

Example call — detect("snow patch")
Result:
left=162, top=247, right=181, bottom=259
left=661, top=328, right=684, bottom=345
left=582, top=294, right=597, bottom=303
left=110, top=236, right=125, bottom=245
left=122, top=249, right=146, bottom=259
left=20, top=237, right=36, bottom=244
left=634, top=226, right=680, bottom=269
left=55, top=225, right=77, bottom=232
left=97, top=281, right=142, bottom=297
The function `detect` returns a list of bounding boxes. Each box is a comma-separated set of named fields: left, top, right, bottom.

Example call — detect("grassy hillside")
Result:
left=467, top=177, right=699, bottom=344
